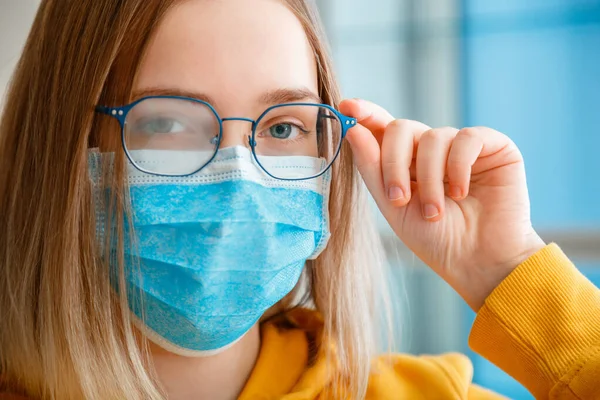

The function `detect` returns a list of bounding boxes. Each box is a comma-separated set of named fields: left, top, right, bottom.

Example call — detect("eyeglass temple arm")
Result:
left=317, top=109, right=356, bottom=138
left=95, top=105, right=112, bottom=115
left=95, top=105, right=128, bottom=126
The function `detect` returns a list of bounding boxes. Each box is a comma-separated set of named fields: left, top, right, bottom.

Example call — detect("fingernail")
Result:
left=422, top=204, right=439, bottom=219
left=450, top=185, right=462, bottom=199
left=388, top=186, right=404, bottom=200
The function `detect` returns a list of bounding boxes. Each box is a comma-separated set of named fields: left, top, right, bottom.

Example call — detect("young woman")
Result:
left=0, top=1, right=598, bottom=399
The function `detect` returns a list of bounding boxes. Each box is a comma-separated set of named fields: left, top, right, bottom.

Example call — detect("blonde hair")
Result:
left=0, top=1, right=393, bottom=399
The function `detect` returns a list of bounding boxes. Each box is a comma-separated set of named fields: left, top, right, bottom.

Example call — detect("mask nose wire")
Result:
left=220, top=117, right=257, bottom=148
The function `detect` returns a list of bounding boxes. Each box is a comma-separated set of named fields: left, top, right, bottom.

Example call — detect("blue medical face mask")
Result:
left=89, top=146, right=331, bottom=356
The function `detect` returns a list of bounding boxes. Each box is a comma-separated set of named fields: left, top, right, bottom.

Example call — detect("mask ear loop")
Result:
left=88, top=149, right=106, bottom=253
left=307, top=165, right=332, bottom=261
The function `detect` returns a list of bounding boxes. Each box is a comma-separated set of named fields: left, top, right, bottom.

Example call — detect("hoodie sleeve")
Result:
left=469, top=244, right=600, bottom=400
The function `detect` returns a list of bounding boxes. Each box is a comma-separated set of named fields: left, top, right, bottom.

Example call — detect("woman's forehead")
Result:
left=135, top=0, right=319, bottom=112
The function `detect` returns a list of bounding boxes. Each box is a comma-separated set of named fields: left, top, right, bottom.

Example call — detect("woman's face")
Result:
left=131, top=0, right=320, bottom=158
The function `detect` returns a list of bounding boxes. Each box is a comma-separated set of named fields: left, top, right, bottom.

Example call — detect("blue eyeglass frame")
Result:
left=95, top=95, right=357, bottom=181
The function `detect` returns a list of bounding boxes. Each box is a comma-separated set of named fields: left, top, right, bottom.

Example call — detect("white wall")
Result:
left=0, top=1, right=39, bottom=109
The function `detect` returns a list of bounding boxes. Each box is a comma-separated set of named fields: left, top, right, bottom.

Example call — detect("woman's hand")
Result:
left=339, top=99, right=546, bottom=311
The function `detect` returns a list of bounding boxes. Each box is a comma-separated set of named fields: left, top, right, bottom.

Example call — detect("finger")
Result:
left=381, top=119, right=430, bottom=206
left=446, top=128, right=484, bottom=199
left=344, top=122, right=386, bottom=205
left=416, top=127, right=459, bottom=221
left=339, top=99, right=395, bottom=143
left=467, top=127, right=522, bottom=175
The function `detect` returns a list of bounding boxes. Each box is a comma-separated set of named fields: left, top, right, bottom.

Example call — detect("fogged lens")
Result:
left=124, top=97, right=220, bottom=175
left=253, top=104, right=342, bottom=179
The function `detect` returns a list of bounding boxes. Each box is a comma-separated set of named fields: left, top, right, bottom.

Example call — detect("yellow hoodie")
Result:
left=239, top=244, right=600, bottom=399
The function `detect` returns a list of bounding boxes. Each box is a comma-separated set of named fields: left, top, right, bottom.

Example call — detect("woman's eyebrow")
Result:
left=259, top=87, right=322, bottom=105
left=130, top=87, right=322, bottom=106
left=131, top=87, right=215, bottom=104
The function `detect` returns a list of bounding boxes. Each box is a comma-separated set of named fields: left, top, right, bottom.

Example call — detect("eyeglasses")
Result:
left=95, top=96, right=357, bottom=180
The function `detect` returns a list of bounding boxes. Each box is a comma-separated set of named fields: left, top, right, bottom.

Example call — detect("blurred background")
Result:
left=1, top=1, right=599, bottom=398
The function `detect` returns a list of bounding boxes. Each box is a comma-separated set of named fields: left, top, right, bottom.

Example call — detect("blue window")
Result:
left=460, top=0, right=600, bottom=229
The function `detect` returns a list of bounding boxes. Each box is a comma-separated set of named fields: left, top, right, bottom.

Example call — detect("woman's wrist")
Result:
left=459, top=233, right=547, bottom=311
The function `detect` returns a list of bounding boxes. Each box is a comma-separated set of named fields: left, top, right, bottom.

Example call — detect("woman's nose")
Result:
left=219, top=120, right=253, bottom=149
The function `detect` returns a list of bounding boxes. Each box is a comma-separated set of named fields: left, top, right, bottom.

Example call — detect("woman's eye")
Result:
left=267, top=123, right=308, bottom=139
left=136, top=117, right=186, bottom=134
left=270, top=123, right=294, bottom=139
